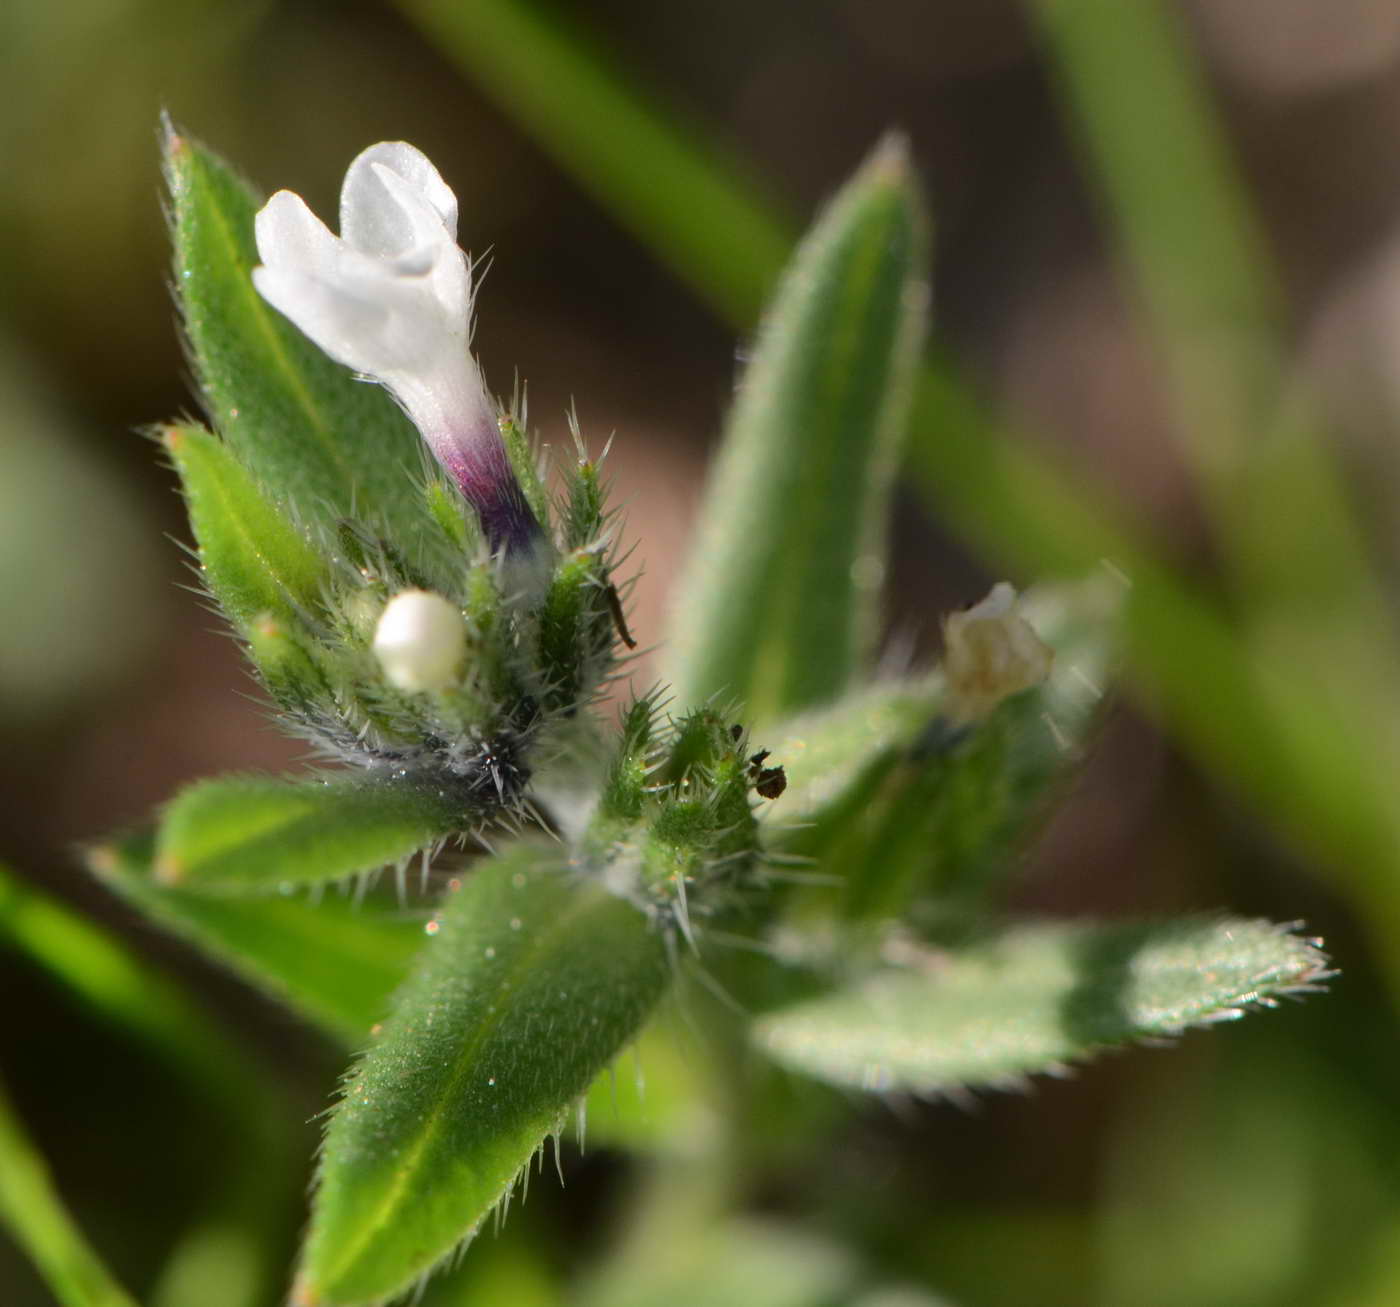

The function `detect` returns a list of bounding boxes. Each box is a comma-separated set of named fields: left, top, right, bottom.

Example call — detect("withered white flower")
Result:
left=942, top=582, right=1053, bottom=722
left=372, top=589, right=466, bottom=693
left=252, top=142, right=538, bottom=555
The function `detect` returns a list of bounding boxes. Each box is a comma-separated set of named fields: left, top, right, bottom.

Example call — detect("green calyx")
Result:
left=583, top=700, right=786, bottom=922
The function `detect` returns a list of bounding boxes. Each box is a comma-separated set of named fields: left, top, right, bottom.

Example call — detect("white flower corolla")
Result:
left=372, top=589, right=467, bottom=693
left=252, top=142, right=538, bottom=554
left=942, top=582, right=1053, bottom=723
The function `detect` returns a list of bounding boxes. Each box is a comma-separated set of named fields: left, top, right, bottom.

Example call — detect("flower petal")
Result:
left=367, top=163, right=472, bottom=325
left=340, top=142, right=459, bottom=255
left=252, top=263, right=393, bottom=375
left=254, top=190, right=346, bottom=278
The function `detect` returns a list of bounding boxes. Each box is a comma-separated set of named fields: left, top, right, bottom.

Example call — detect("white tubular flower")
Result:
left=942, top=582, right=1053, bottom=723
left=372, top=589, right=467, bottom=693
left=252, top=142, right=539, bottom=555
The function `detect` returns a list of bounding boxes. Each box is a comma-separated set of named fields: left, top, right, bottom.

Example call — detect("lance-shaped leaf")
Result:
left=768, top=575, right=1120, bottom=921
left=296, top=845, right=670, bottom=1306
left=763, top=676, right=943, bottom=827
left=163, top=422, right=327, bottom=631
left=154, top=773, right=469, bottom=894
left=665, top=136, right=929, bottom=725
left=164, top=121, right=429, bottom=542
left=87, top=832, right=423, bottom=1044
left=753, top=917, right=1330, bottom=1096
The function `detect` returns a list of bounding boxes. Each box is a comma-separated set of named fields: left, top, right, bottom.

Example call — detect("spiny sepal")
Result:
left=584, top=698, right=787, bottom=930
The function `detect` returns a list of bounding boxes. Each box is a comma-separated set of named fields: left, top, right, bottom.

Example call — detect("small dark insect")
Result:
left=747, top=749, right=786, bottom=800
left=754, top=766, right=787, bottom=800
left=730, top=723, right=744, bottom=743
left=605, top=582, right=637, bottom=649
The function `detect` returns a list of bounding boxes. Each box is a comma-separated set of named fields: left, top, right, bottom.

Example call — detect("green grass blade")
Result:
left=0, top=860, right=229, bottom=1078
left=0, top=862, right=302, bottom=1307
left=164, top=121, right=429, bottom=542
left=87, top=832, right=423, bottom=1044
left=1031, top=0, right=1383, bottom=614
left=296, top=846, right=670, bottom=1306
left=666, top=139, right=929, bottom=723
left=0, top=1073, right=140, bottom=1307
left=754, top=917, right=1330, bottom=1095
left=393, top=0, right=792, bottom=326
left=154, top=772, right=469, bottom=894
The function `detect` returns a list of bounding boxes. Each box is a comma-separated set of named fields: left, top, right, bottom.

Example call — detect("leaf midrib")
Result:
left=195, top=436, right=320, bottom=614
left=317, top=870, right=607, bottom=1292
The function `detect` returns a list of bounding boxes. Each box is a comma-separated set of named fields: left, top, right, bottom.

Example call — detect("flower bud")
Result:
left=372, top=590, right=466, bottom=692
left=942, top=582, right=1052, bottom=722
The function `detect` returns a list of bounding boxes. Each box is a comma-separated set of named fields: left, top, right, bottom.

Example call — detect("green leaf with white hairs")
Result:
left=154, top=773, right=470, bottom=894
left=762, top=676, right=944, bottom=827
left=766, top=575, right=1120, bottom=922
left=753, top=917, right=1330, bottom=1096
left=296, top=844, right=670, bottom=1306
left=164, top=121, right=430, bottom=543
left=163, top=422, right=327, bottom=632
left=87, top=831, right=424, bottom=1044
left=665, top=136, right=929, bottom=725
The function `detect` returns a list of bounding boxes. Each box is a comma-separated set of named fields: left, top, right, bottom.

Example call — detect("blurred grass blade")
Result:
left=754, top=917, right=1330, bottom=1095
left=666, top=140, right=929, bottom=723
left=1031, top=0, right=1400, bottom=804
left=0, top=1074, right=140, bottom=1307
left=576, top=1218, right=858, bottom=1307
left=296, top=845, right=670, bottom=1306
left=164, top=120, right=429, bottom=541
left=394, top=0, right=792, bottom=325
left=0, top=860, right=233, bottom=1076
left=0, top=862, right=301, bottom=1307
left=788, top=577, right=1118, bottom=922
left=88, top=832, right=423, bottom=1044
left=163, top=422, right=327, bottom=631
left=154, top=772, right=469, bottom=894
left=1030, top=0, right=1387, bottom=622
left=581, top=1018, right=718, bottom=1158
left=415, top=1229, right=562, bottom=1307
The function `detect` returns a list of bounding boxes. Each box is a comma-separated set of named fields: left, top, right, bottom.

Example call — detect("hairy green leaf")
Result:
left=87, top=832, right=423, bottom=1044
left=154, top=773, right=468, bottom=894
left=763, top=677, right=943, bottom=828
left=754, top=917, right=1330, bottom=1095
left=296, top=846, right=670, bottom=1306
left=164, top=421, right=327, bottom=630
left=666, top=137, right=929, bottom=725
left=164, top=121, right=428, bottom=541
left=765, top=576, right=1118, bottom=921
